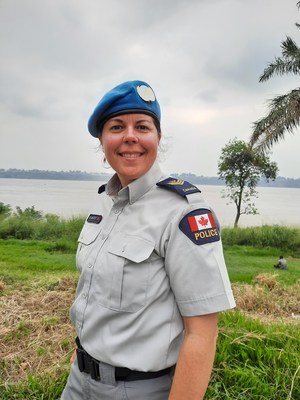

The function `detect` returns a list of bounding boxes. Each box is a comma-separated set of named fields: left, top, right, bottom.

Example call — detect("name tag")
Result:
left=87, top=214, right=102, bottom=224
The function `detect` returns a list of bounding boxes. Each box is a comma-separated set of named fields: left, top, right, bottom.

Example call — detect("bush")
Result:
left=222, top=225, right=300, bottom=253
left=14, top=206, right=43, bottom=220
left=0, top=202, right=11, bottom=217
left=0, top=206, right=85, bottom=242
left=0, top=215, right=37, bottom=239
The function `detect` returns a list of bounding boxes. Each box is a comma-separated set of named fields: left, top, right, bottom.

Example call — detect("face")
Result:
left=100, top=113, right=161, bottom=187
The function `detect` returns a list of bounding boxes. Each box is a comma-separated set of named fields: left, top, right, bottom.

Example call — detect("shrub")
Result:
left=0, top=202, right=11, bottom=217
left=222, top=225, right=300, bottom=253
left=0, top=206, right=85, bottom=242
left=0, top=215, right=37, bottom=239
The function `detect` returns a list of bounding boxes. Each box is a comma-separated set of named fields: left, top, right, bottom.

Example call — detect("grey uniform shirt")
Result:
left=70, top=161, right=235, bottom=372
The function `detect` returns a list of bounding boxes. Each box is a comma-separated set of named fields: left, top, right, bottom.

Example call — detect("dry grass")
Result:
left=0, top=278, right=76, bottom=384
left=232, top=273, right=300, bottom=322
left=1, top=274, right=299, bottom=385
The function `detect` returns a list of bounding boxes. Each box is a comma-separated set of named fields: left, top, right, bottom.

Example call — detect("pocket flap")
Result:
left=78, top=224, right=101, bottom=245
left=108, top=235, right=154, bottom=263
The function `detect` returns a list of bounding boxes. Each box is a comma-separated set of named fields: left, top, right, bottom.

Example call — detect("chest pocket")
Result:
left=96, top=235, right=155, bottom=312
left=76, top=223, right=102, bottom=272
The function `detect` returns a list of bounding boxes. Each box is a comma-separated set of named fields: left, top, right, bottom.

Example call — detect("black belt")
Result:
left=75, top=337, right=174, bottom=381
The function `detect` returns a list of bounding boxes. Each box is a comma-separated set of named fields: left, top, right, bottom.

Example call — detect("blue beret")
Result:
left=88, top=80, right=161, bottom=137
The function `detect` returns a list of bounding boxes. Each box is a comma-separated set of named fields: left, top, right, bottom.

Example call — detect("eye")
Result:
left=109, top=124, right=123, bottom=132
left=136, top=123, right=152, bottom=132
left=137, top=124, right=148, bottom=130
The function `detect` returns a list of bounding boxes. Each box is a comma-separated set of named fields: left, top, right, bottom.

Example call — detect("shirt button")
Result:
left=114, top=209, right=119, bottom=214
left=82, top=293, right=87, bottom=299
left=101, top=234, right=106, bottom=240
left=88, top=263, right=93, bottom=268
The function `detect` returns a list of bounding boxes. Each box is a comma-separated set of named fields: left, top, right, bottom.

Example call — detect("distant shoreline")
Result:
left=0, top=168, right=299, bottom=188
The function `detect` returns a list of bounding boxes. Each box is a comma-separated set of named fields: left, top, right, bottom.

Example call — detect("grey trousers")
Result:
left=61, top=358, right=173, bottom=400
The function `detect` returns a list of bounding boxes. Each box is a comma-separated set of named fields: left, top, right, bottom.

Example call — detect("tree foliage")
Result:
left=250, top=3, right=300, bottom=153
left=0, top=202, right=11, bottom=217
left=218, top=139, right=278, bottom=228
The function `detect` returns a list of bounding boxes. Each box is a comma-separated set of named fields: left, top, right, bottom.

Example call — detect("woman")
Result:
left=61, top=80, right=235, bottom=400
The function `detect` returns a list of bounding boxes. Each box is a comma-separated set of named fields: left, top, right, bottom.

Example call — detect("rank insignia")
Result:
left=87, top=214, right=102, bottom=224
left=157, top=177, right=200, bottom=197
left=179, top=208, right=220, bottom=245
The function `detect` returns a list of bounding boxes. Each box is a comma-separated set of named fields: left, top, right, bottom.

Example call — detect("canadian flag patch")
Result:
left=188, top=213, right=216, bottom=232
left=179, top=208, right=220, bottom=245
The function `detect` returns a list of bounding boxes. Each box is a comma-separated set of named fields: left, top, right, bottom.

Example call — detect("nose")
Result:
left=122, top=126, right=138, bottom=143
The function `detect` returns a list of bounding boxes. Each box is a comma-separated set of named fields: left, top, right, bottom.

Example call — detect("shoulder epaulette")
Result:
left=156, top=177, right=201, bottom=197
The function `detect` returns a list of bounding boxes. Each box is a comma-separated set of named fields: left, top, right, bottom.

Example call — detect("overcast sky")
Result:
left=1, top=0, right=299, bottom=179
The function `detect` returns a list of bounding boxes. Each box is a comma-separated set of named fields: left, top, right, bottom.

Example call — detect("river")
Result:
left=0, top=178, right=299, bottom=228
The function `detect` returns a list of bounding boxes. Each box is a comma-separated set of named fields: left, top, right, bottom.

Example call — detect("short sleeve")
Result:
left=164, top=206, right=236, bottom=316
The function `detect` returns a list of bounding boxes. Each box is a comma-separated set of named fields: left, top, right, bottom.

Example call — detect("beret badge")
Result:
left=137, top=85, right=156, bottom=103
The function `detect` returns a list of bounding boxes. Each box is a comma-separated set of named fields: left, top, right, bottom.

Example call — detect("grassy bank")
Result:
left=0, top=209, right=299, bottom=399
left=208, top=312, right=300, bottom=399
left=0, top=204, right=300, bottom=254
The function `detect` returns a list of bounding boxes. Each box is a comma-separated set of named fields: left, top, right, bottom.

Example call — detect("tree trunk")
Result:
left=234, top=191, right=243, bottom=228
left=234, top=212, right=240, bottom=228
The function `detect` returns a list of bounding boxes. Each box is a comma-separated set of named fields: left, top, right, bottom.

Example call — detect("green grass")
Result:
left=0, top=372, right=69, bottom=400
left=224, top=245, right=300, bottom=285
left=207, top=312, right=300, bottom=399
left=1, top=239, right=299, bottom=290
left=0, top=239, right=77, bottom=290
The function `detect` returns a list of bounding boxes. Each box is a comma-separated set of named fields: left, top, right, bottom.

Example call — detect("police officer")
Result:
left=61, top=80, right=235, bottom=400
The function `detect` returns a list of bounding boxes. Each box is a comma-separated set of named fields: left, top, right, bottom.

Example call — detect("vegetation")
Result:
left=0, top=203, right=84, bottom=242
left=207, top=312, right=299, bottom=399
left=0, top=208, right=299, bottom=399
left=218, top=139, right=278, bottom=227
left=0, top=168, right=112, bottom=182
left=250, top=2, right=300, bottom=153
left=222, top=225, right=300, bottom=255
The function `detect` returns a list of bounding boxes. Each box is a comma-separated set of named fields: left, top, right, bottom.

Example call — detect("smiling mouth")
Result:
left=119, top=152, right=143, bottom=159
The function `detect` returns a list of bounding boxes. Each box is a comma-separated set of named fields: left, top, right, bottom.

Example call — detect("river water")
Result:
left=0, top=178, right=299, bottom=228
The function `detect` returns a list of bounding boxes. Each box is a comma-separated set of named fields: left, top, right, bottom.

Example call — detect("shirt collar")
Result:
left=103, top=161, right=165, bottom=204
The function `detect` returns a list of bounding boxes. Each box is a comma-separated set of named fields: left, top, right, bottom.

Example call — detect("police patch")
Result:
left=87, top=214, right=102, bottom=224
left=179, top=209, right=220, bottom=245
left=157, top=177, right=200, bottom=197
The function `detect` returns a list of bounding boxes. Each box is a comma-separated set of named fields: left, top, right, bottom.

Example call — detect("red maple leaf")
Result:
left=198, top=216, right=208, bottom=226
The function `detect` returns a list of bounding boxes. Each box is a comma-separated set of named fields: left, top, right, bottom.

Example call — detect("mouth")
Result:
left=118, top=152, right=144, bottom=159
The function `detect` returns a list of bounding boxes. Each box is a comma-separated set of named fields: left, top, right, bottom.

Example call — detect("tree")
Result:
left=250, top=2, right=300, bottom=153
left=0, top=202, right=11, bottom=217
left=218, top=139, right=278, bottom=228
